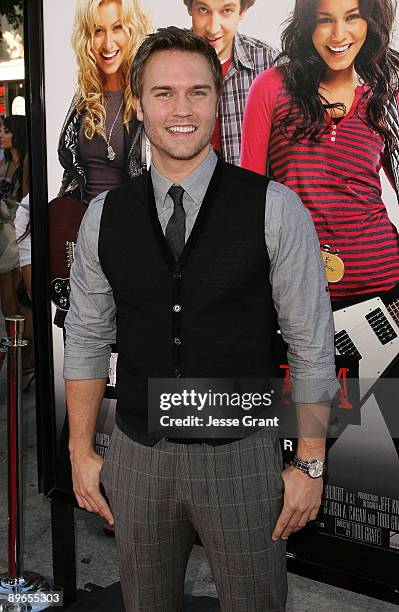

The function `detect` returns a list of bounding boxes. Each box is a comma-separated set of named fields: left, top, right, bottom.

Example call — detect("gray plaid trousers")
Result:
left=100, top=426, right=287, bottom=611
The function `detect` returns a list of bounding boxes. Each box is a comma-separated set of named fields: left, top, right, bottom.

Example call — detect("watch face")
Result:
left=308, top=460, right=324, bottom=478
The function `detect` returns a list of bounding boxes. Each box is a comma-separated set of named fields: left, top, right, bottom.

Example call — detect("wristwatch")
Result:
left=291, top=456, right=326, bottom=478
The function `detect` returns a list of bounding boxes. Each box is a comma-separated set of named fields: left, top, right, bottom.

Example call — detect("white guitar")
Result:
left=334, top=297, right=399, bottom=399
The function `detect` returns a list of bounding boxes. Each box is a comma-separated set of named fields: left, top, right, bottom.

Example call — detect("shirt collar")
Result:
left=232, top=32, right=253, bottom=71
left=151, top=149, right=218, bottom=209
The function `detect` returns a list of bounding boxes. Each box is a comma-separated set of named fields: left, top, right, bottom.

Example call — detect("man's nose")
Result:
left=172, top=93, right=193, bottom=116
left=207, top=13, right=222, bottom=36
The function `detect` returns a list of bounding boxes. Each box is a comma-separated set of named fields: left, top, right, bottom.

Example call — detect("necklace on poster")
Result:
left=106, top=99, right=124, bottom=161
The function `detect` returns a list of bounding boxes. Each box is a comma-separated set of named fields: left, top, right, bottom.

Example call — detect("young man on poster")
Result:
left=183, top=0, right=275, bottom=165
left=64, top=27, right=338, bottom=611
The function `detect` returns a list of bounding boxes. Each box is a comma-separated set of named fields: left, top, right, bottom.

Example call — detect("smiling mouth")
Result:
left=326, top=43, right=352, bottom=56
left=206, top=36, right=222, bottom=45
left=166, top=126, right=198, bottom=134
left=100, top=50, right=119, bottom=62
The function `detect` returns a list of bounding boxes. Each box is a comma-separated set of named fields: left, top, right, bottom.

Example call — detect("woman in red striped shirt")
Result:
left=241, top=0, right=399, bottom=301
left=241, top=0, right=399, bottom=440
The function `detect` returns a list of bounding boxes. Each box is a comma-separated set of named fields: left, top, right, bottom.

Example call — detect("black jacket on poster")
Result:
left=57, top=93, right=146, bottom=201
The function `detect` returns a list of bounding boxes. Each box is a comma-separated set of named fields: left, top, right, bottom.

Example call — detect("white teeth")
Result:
left=101, top=51, right=118, bottom=58
left=328, top=44, right=350, bottom=52
left=167, top=126, right=196, bottom=133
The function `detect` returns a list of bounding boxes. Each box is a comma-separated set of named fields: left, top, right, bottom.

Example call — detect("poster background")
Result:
left=41, top=0, right=399, bottom=573
left=43, top=0, right=399, bottom=220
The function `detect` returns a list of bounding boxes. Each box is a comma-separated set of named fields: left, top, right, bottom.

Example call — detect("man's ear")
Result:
left=187, top=1, right=193, bottom=17
left=135, top=97, right=144, bottom=122
left=239, top=7, right=249, bottom=20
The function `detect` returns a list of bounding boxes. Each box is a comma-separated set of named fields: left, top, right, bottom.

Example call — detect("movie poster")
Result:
left=40, top=0, right=399, bottom=575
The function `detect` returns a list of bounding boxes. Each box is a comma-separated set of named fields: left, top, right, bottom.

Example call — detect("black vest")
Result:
left=99, top=160, right=276, bottom=442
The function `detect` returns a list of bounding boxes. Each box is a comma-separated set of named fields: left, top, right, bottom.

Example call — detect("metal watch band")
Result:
left=292, top=456, right=312, bottom=471
left=291, top=455, right=326, bottom=478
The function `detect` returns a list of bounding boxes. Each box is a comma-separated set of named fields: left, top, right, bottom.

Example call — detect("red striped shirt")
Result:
left=241, top=67, right=399, bottom=300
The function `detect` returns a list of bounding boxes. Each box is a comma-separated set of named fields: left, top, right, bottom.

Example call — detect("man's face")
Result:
left=135, top=49, right=219, bottom=169
left=188, top=0, right=246, bottom=62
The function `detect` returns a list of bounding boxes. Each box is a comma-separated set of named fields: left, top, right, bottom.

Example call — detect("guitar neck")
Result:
left=66, top=241, right=76, bottom=270
left=387, top=299, right=399, bottom=328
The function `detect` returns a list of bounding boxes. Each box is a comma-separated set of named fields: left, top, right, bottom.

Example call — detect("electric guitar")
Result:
left=48, top=196, right=87, bottom=311
left=333, top=295, right=399, bottom=399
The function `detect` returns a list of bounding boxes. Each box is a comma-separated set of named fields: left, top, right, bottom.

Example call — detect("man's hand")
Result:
left=65, top=379, right=112, bottom=523
left=272, top=465, right=322, bottom=540
left=70, top=447, right=114, bottom=526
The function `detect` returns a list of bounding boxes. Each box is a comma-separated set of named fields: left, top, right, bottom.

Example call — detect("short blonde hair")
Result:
left=71, top=0, right=152, bottom=139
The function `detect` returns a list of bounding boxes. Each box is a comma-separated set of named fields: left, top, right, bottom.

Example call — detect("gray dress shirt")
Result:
left=64, top=149, right=339, bottom=403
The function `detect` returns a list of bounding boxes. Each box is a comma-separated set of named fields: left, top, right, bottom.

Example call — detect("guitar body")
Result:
left=48, top=196, right=87, bottom=310
left=334, top=297, right=399, bottom=399
left=50, top=277, right=71, bottom=311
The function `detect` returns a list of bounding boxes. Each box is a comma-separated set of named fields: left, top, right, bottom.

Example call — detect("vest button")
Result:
left=174, top=272, right=183, bottom=281
left=172, top=369, right=181, bottom=378
left=173, top=304, right=182, bottom=313
left=173, top=337, right=182, bottom=346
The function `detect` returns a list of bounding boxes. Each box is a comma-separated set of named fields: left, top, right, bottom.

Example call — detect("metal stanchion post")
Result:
left=0, top=316, right=51, bottom=612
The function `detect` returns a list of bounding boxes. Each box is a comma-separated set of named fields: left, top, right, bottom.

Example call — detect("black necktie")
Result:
left=166, top=185, right=186, bottom=260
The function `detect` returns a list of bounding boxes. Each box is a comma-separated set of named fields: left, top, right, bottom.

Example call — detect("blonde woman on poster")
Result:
left=58, top=0, right=151, bottom=204
left=241, top=0, right=399, bottom=436
left=52, top=0, right=150, bottom=319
